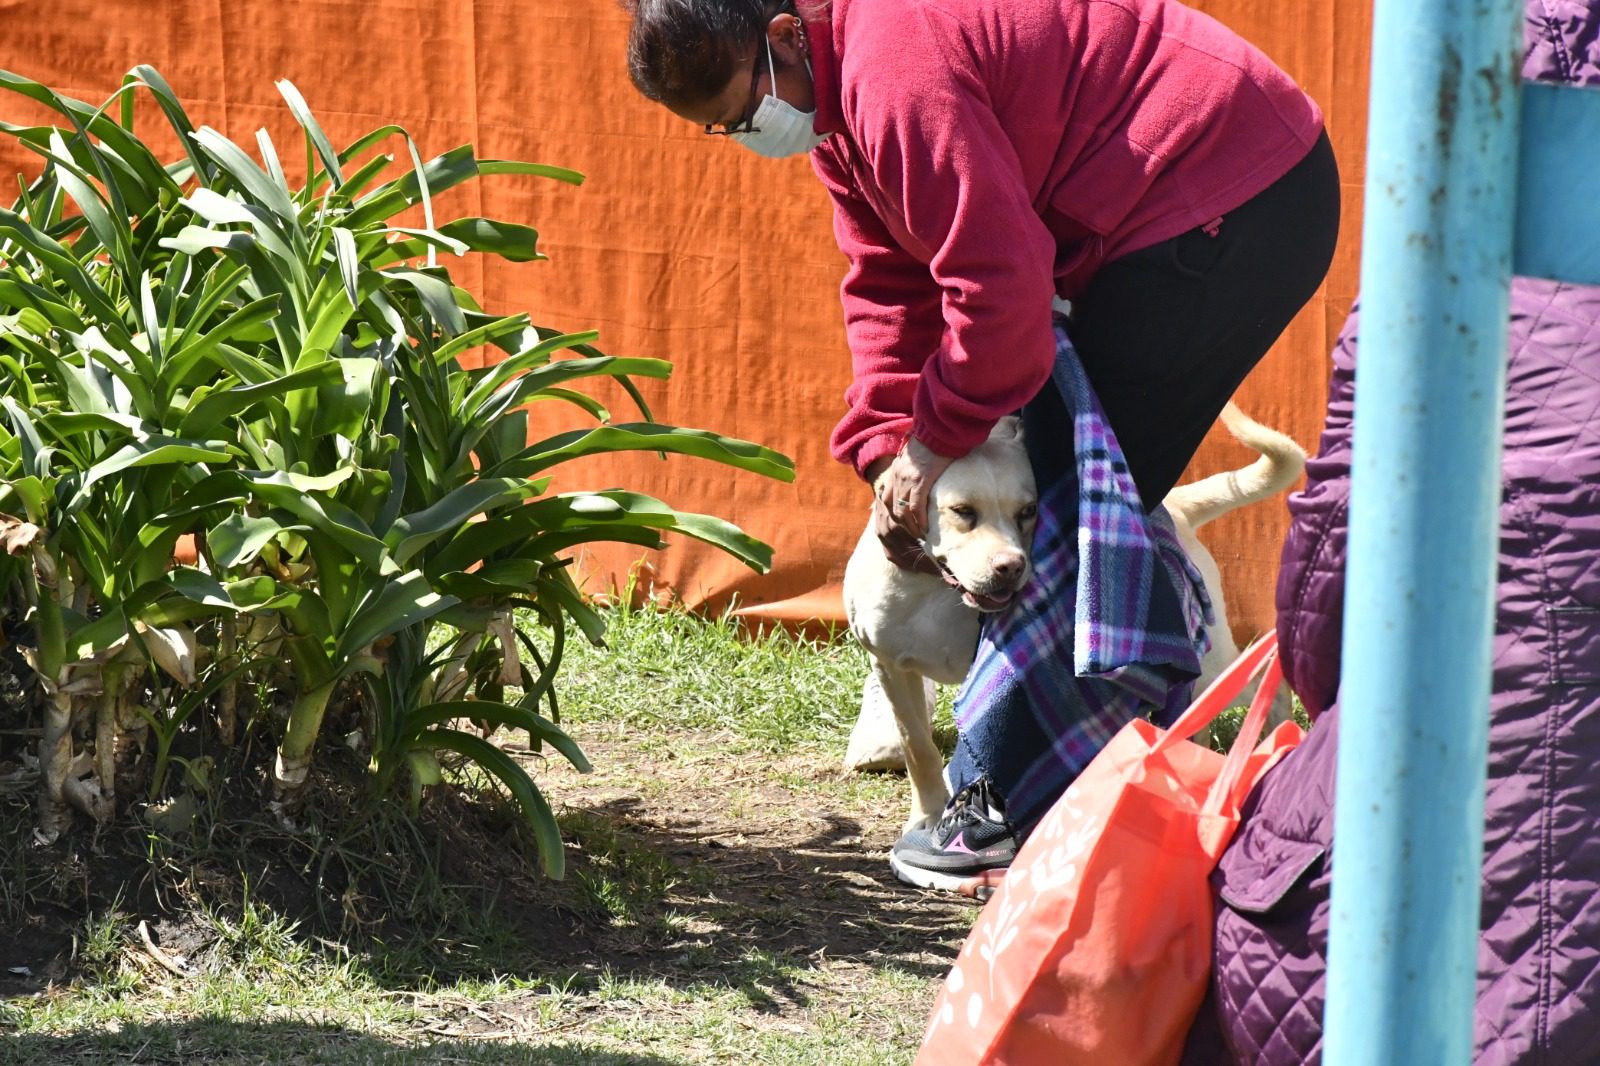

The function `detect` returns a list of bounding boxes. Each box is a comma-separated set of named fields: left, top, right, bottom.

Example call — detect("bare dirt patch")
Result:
left=1, top=710, right=972, bottom=1059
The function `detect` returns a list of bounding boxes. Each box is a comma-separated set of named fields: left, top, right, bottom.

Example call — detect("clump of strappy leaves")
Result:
left=0, top=66, right=792, bottom=876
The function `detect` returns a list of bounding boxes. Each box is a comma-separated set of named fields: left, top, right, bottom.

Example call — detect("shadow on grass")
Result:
left=4, top=1019, right=680, bottom=1065
left=499, top=792, right=973, bottom=1014
left=2, top=771, right=970, bottom=1018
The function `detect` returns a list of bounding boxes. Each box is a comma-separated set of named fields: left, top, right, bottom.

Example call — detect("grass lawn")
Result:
left=0, top=605, right=975, bottom=1065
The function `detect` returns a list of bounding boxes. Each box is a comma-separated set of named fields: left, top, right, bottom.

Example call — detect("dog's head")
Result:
left=924, top=417, right=1038, bottom=612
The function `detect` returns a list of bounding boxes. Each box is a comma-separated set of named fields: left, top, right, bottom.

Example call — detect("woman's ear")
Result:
left=766, top=12, right=807, bottom=67
left=762, top=12, right=816, bottom=112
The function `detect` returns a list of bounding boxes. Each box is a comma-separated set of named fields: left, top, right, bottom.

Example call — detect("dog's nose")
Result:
left=991, top=551, right=1026, bottom=583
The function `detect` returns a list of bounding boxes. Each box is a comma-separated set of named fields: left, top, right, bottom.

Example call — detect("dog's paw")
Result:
left=844, top=673, right=909, bottom=773
left=845, top=740, right=908, bottom=773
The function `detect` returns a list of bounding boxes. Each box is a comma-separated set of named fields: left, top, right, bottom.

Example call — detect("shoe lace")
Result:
left=936, top=778, right=1008, bottom=836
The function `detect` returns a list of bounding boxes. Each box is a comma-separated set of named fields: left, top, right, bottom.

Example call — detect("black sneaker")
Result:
left=889, top=778, right=1018, bottom=899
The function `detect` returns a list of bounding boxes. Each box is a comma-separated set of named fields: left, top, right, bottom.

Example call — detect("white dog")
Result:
left=843, top=418, right=1037, bottom=832
left=843, top=404, right=1305, bottom=832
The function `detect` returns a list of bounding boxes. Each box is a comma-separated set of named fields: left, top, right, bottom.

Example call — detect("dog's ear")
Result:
left=990, top=416, right=1024, bottom=444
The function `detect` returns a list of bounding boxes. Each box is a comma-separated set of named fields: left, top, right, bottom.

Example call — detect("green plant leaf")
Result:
left=405, top=749, right=441, bottom=813
left=423, top=513, right=661, bottom=581
left=180, top=189, right=300, bottom=282
left=159, top=224, right=257, bottom=257
left=474, top=359, right=672, bottom=413
left=179, top=361, right=341, bottom=438
left=386, top=226, right=471, bottom=258
left=70, top=326, right=157, bottom=413
left=0, top=69, right=176, bottom=196
left=209, top=513, right=299, bottom=569
left=79, top=437, right=233, bottom=497
left=304, top=528, right=361, bottom=630
left=479, top=408, right=534, bottom=467
left=437, top=217, right=544, bottom=262
left=121, top=567, right=240, bottom=624
left=433, top=567, right=538, bottom=600
left=3, top=475, right=49, bottom=523
left=332, top=570, right=457, bottom=666
left=311, top=356, right=384, bottom=441
left=256, top=128, right=290, bottom=194
left=165, top=295, right=283, bottom=393
left=347, top=144, right=477, bottom=228
left=520, top=525, right=667, bottom=560
left=518, top=491, right=775, bottom=572
left=36, top=411, right=146, bottom=440
left=168, top=261, right=250, bottom=351
left=669, top=512, right=775, bottom=573
left=182, top=186, right=257, bottom=226
left=125, top=65, right=212, bottom=183
left=401, top=700, right=590, bottom=772
left=524, top=388, right=609, bottom=424
left=233, top=471, right=393, bottom=573
left=276, top=78, right=343, bottom=188
left=66, top=612, right=131, bottom=664
left=415, top=728, right=566, bottom=877
left=385, top=477, right=543, bottom=566
left=478, top=160, right=585, bottom=185
left=0, top=207, right=127, bottom=333
left=494, top=423, right=795, bottom=482
left=191, top=126, right=298, bottom=225
left=163, top=568, right=237, bottom=608
left=535, top=569, right=607, bottom=647
left=43, top=130, right=128, bottom=275
left=432, top=314, right=543, bottom=368
left=1, top=400, right=49, bottom=482
left=332, top=149, right=395, bottom=201
left=332, top=226, right=359, bottom=307
left=0, top=277, right=86, bottom=333
left=385, top=269, right=466, bottom=335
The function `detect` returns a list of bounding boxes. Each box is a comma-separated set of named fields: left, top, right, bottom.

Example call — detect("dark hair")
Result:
left=623, top=0, right=794, bottom=107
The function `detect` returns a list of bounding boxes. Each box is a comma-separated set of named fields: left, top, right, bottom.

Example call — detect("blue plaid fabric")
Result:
left=944, top=314, right=1212, bottom=836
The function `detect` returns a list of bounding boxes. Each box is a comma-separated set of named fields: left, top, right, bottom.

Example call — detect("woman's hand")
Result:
left=869, top=437, right=955, bottom=567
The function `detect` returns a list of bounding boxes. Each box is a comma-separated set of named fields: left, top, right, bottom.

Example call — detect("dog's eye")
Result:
left=1018, top=503, right=1038, bottom=523
left=950, top=505, right=977, bottom=522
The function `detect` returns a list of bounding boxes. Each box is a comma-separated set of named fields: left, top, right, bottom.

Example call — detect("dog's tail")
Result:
left=1164, top=403, right=1307, bottom=531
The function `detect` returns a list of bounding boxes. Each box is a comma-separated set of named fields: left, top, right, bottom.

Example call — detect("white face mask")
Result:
left=732, top=38, right=830, bottom=159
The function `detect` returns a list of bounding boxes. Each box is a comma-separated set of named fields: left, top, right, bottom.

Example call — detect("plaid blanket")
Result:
left=944, top=314, right=1212, bottom=836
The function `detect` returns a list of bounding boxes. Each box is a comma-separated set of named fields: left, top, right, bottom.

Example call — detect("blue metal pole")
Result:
left=1324, top=0, right=1522, bottom=1061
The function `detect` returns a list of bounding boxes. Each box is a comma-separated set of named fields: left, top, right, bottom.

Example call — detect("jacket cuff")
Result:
left=909, top=413, right=987, bottom=463
left=851, top=431, right=907, bottom=482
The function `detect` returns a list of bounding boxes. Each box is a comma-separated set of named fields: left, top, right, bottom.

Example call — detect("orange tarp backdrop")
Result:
left=0, top=0, right=1373, bottom=640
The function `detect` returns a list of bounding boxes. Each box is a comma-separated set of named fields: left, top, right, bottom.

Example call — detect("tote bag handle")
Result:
left=1203, top=649, right=1284, bottom=815
left=1155, top=630, right=1280, bottom=752
left=1152, top=631, right=1285, bottom=816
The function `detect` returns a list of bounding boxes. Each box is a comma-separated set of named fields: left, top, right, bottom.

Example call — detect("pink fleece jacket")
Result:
left=805, top=0, right=1324, bottom=478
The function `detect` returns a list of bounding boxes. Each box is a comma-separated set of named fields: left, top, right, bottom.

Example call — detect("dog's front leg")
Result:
left=872, top=660, right=949, bottom=833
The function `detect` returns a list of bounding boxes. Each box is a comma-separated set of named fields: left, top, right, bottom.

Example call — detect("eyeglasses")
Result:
left=703, top=55, right=764, bottom=136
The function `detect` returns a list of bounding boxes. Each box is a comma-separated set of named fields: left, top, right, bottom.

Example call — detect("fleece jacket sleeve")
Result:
left=815, top=147, right=942, bottom=480
left=822, top=5, right=1059, bottom=476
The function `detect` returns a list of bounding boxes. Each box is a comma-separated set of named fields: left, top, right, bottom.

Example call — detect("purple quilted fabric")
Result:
left=1190, top=4, right=1600, bottom=1062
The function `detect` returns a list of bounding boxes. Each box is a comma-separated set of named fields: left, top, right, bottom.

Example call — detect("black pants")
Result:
left=1064, top=131, right=1341, bottom=508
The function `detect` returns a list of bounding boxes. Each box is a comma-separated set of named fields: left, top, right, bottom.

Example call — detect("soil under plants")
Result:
left=0, top=609, right=974, bottom=1065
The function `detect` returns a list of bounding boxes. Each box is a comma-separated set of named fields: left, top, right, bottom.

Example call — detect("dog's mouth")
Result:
left=926, top=554, right=1025, bottom=614
left=960, top=587, right=1018, bottom=613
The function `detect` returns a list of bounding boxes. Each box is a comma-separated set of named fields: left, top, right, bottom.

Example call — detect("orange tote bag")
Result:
left=916, top=633, right=1300, bottom=1066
